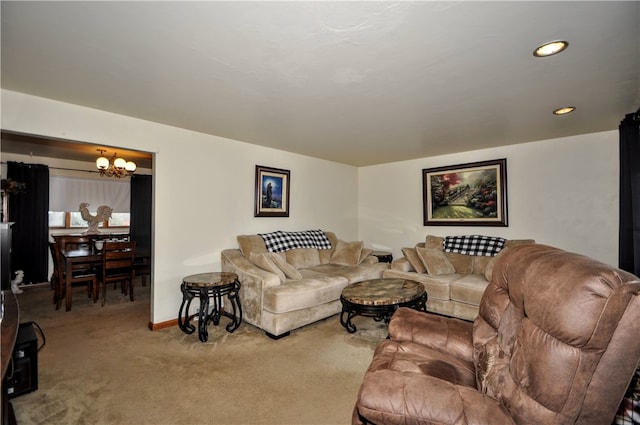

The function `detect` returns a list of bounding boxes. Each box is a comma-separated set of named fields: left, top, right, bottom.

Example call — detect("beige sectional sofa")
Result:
left=383, top=235, right=534, bottom=321
left=221, top=231, right=389, bottom=338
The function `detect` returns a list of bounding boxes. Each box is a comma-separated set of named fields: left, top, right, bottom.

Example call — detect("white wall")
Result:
left=358, top=131, right=619, bottom=266
left=2, top=89, right=621, bottom=326
left=1, top=90, right=359, bottom=324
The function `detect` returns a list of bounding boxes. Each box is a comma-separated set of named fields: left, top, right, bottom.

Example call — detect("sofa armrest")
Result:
left=390, top=257, right=413, bottom=272
left=388, top=307, right=474, bottom=363
left=221, top=249, right=281, bottom=326
left=221, top=249, right=281, bottom=288
left=361, top=254, right=379, bottom=265
left=355, top=369, right=514, bottom=425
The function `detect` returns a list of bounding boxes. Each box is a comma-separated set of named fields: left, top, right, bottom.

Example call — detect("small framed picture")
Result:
left=423, top=158, right=508, bottom=226
left=255, top=165, right=290, bottom=217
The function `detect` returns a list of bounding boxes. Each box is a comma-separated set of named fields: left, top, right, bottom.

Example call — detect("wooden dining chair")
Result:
left=49, top=241, right=59, bottom=299
left=51, top=240, right=99, bottom=311
left=54, top=235, right=101, bottom=269
left=133, top=251, right=151, bottom=287
left=101, top=240, right=136, bottom=306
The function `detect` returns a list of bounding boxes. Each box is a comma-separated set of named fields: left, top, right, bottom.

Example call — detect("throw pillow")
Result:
left=401, top=247, right=427, bottom=273
left=330, top=240, right=363, bottom=266
left=248, top=252, right=286, bottom=282
left=269, top=252, right=303, bottom=280
left=358, top=248, right=373, bottom=264
left=416, top=246, right=456, bottom=275
left=425, top=235, right=444, bottom=249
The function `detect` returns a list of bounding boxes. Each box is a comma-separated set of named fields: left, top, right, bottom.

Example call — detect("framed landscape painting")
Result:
left=255, top=165, right=290, bottom=217
left=423, top=158, right=508, bottom=226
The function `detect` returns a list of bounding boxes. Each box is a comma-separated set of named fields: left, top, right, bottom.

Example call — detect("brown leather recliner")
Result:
left=353, top=244, right=640, bottom=425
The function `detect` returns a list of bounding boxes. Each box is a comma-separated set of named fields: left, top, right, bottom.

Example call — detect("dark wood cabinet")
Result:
left=2, top=291, right=19, bottom=425
left=1, top=223, right=14, bottom=291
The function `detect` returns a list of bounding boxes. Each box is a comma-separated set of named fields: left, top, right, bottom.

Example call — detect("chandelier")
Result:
left=96, top=149, right=136, bottom=178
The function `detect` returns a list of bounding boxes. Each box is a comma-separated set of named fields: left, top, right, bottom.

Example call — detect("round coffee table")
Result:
left=178, top=272, right=242, bottom=342
left=340, top=278, right=427, bottom=333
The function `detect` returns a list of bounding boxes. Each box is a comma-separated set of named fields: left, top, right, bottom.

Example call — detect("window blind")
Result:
left=49, top=175, right=131, bottom=213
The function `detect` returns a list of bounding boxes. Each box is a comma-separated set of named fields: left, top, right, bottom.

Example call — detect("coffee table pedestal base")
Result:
left=340, top=280, right=427, bottom=333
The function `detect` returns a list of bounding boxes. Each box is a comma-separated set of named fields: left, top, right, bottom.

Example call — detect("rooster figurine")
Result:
left=79, top=202, right=113, bottom=234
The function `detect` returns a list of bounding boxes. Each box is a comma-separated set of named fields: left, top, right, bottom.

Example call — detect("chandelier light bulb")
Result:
left=113, top=157, right=127, bottom=169
left=125, top=161, right=137, bottom=172
left=96, top=156, right=109, bottom=170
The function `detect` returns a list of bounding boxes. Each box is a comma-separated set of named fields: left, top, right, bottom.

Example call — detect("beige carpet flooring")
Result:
left=9, top=284, right=387, bottom=425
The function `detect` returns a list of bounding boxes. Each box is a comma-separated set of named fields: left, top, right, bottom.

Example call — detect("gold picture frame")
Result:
left=423, top=159, right=508, bottom=226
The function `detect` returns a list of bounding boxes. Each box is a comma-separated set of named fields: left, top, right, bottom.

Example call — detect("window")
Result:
left=48, top=175, right=131, bottom=229
left=48, top=211, right=131, bottom=229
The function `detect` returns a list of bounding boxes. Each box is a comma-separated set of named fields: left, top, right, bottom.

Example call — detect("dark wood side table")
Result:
left=178, top=272, right=242, bottom=342
left=371, top=251, right=393, bottom=263
left=340, top=278, right=426, bottom=333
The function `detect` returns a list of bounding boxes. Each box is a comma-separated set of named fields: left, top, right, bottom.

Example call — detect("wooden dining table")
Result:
left=58, top=245, right=150, bottom=311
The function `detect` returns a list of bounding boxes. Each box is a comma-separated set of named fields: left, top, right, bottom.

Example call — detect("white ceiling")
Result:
left=2, top=1, right=639, bottom=166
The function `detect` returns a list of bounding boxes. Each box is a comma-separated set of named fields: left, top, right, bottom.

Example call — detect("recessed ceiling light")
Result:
left=534, top=41, right=569, bottom=57
left=553, top=106, right=576, bottom=115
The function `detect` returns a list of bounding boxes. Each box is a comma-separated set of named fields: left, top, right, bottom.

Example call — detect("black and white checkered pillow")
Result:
left=259, top=230, right=333, bottom=253
left=444, top=235, right=506, bottom=257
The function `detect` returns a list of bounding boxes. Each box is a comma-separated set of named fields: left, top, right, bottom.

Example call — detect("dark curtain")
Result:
left=619, top=110, right=640, bottom=276
left=7, top=161, right=50, bottom=284
left=130, top=174, right=152, bottom=252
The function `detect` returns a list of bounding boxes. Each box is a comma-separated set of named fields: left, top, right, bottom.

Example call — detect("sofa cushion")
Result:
left=262, top=272, right=348, bottom=314
left=309, top=262, right=389, bottom=284
left=425, top=235, right=444, bottom=249
left=402, top=247, right=427, bottom=273
left=504, top=238, right=536, bottom=249
left=472, top=255, right=493, bottom=276
left=383, top=269, right=456, bottom=301
left=286, top=248, right=321, bottom=269
left=416, top=247, right=456, bottom=275
left=372, top=339, right=476, bottom=387
left=425, top=235, right=473, bottom=273
left=330, top=239, right=364, bottom=266
left=359, top=248, right=374, bottom=264
left=269, top=252, right=303, bottom=280
left=238, top=234, right=268, bottom=257
left=450, top=274, right=490, bottom=306
left=319, top=231, right=338, bottom=264
left=444, top=252, right=473, bottom=274
left=248, top=252, right=286, bottom=282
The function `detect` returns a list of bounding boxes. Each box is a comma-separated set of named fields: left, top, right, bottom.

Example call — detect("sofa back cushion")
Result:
left=401, top=247, right=427, bottom=273
left=425, top=235, right=535, bottom=276
left=319, top=232, right=338, bottom=264
left=239, top=231, right=338, bottom=269
left=286, top=248, right=321, bottom=269
left=248, top=252, right=286, bottom=281
left=415, top=246, right=456, bottom=275
left=330, top=239, right=363, bottom=266
left=473, top=244, right=640, bottom=424
left=237, top=234, right=268, bottom=257
left=425, top=235, right=473, bottom=273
